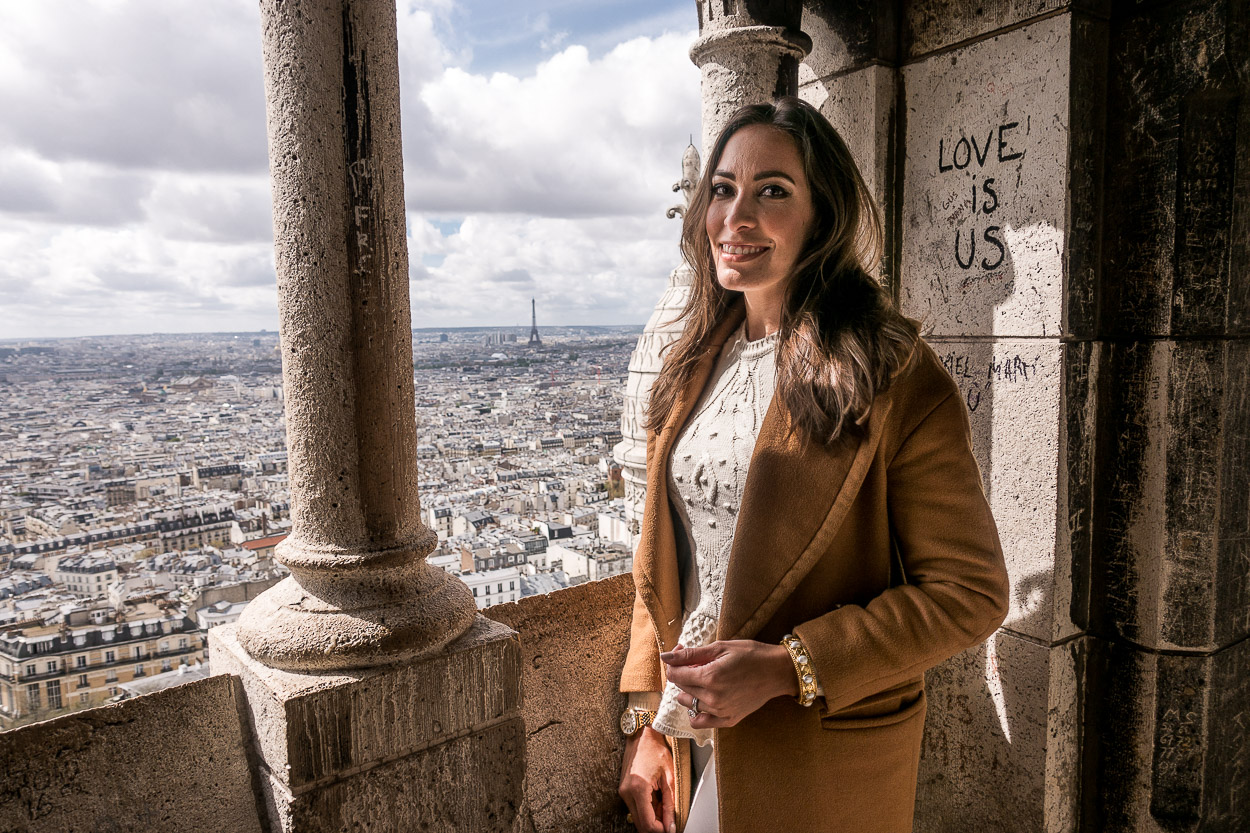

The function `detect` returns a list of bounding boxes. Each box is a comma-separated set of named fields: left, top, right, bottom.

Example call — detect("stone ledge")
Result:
left=488, top=573, right=635, bottom=833
left=0, top=674, right=262, bottom=833
left=261, top=718, right=526, bottom=833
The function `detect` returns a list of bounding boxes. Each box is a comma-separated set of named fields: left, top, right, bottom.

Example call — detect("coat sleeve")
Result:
left=620, top=583, right=664, bottom=693
left=792, top=375, right=1009, bottom=717
left=620, top=427, right=666, bottom=695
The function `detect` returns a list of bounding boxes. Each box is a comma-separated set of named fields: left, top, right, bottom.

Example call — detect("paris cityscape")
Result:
left=0, top=320, right=640, bottom=730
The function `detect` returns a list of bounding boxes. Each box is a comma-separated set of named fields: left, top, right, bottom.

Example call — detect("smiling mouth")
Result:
left=719, top=243, right=769, bottom=261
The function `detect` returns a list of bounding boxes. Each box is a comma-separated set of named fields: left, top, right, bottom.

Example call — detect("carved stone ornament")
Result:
left=667, top=142, right=702, bottom=219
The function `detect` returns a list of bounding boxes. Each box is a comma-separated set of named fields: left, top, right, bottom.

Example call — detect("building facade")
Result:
left=0, top=603, right=200, bottom=729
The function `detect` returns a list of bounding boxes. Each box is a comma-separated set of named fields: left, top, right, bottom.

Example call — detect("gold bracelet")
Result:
left=781, top=633, right=818, bottom=707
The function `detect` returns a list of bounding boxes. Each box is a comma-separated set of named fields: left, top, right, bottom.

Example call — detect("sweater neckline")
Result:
left=733, top=323, right=780, bottom=361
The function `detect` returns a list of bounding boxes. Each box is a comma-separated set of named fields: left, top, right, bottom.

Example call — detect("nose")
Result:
left=724, top=193, right=757, bottom=231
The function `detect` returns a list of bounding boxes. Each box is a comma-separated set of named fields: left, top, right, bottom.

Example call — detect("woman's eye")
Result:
left=761, top=184, right=789, bottom=198
left=711, top=182, right=734, bottom=197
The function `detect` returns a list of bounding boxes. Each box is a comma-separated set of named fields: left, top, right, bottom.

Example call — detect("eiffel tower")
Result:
left=527, top=298, right=542, bottom=347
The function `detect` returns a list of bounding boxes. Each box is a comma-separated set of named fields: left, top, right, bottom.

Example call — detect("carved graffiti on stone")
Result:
left=901, top=15, right=1067, bottom=337
left=936, top=118, right=1027, bottom=277
left=939, top=350, right=1040, bottom=413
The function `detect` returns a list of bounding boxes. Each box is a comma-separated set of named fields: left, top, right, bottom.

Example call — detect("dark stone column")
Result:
left=1084, top=2, right=1250, bottom=829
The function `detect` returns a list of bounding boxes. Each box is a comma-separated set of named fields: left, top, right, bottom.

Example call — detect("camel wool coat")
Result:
left=620, top=303, right=1010, bottom=833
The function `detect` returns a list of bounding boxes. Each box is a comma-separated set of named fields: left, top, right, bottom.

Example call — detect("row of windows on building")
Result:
left=22, top=655, right=185, bottom=712
left=21, top=621, right=183, bottom=655
left=15, top=637, right=191, bottom=676
left=471, top=581, right=516, bottom=597
left=476, top=554, right=523, bottom=570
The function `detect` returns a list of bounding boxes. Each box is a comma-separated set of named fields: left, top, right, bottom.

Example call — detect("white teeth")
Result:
left=721, top=244, right=766, bottom=255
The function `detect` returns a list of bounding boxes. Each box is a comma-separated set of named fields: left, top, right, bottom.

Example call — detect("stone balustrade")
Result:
left=0, top=575, right=637, bottom=833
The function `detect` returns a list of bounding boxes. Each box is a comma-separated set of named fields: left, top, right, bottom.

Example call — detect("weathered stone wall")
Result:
left=1084, top=2, right=1250, bottom=829
left=899, top=12, right=1087, bottom=830
left=797, top=5, right=1087, bottom=824
left=0, top=578, right=638, bottom=833
left=799, top=0, right=1248, bottom=830
left=487, top=573, right=636, bottom=833
left=0, top=675, right=263, bottom=832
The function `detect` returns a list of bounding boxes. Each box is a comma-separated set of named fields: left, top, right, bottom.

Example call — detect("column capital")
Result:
left=689, top=25, right=812, bottom=69
left=688, top=10, right=812, bottom=159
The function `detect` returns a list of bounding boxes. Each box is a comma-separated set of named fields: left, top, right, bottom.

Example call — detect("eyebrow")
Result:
left=712, top=170, right=798, bottom=184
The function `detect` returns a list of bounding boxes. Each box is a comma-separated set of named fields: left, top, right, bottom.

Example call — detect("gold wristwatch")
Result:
left=619, top=707, right=656, bottom=737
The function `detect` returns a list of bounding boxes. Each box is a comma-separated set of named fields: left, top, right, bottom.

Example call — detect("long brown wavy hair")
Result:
left=646, top=97, right=919, bottom=444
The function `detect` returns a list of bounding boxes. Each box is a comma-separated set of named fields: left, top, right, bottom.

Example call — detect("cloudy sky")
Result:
left=0, top=0, right=701, bottom=339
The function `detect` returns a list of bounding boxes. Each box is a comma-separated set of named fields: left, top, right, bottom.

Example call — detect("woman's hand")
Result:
left=662, top=640, right=798, bottom=729
left=619, top=725, right=677, bottom=833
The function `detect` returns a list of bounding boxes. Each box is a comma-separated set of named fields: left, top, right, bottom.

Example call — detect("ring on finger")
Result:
left=688, top=696, right=701, bottom=718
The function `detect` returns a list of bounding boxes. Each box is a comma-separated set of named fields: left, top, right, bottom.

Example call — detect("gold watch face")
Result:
left=620, top=709, right=638, bottom=735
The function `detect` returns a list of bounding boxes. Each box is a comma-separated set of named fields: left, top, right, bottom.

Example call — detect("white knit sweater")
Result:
left=651, top=323, right=779, bottom=745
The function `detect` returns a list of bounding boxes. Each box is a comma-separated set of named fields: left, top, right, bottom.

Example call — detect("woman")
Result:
left=617, top=97, right=1009, bottom=833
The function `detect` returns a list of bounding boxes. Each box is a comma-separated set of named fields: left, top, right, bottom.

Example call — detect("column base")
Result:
left=236, top=560, right=476, bottom=672
left=210, top=616, right=525, bottom=833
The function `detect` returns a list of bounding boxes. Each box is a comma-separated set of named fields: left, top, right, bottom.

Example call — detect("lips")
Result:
left=718, top=243, right=769, bottom=262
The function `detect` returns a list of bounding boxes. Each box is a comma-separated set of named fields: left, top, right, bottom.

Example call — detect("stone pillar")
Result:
left=233, top=0, right=475, bottom=672
left=690, top=0, right=813, bottom=158
left=210, top=2, right=521, bottom=829
left=790, top=0, right=1249, bottom=830
left=892, top=6, right=1104, bottom=830
left=1082, top=3, right=1250, bottom=828
left=796, top=2, right=898, bottom=284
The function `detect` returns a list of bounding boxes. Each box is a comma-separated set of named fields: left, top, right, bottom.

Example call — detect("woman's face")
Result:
left=706, top=124, right=815, bottom=312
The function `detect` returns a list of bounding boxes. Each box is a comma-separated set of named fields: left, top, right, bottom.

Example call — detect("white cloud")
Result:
left=0, top=220, right=277, bottom=336
left=408, top=34, right=699, bottom=217
left=408, top=212, right=682, bottom=329
left=0, top=0, right=266, bottom=173
left=0, top=1, right=701, bottom=338
left=142, top=173, right=274, bottom=244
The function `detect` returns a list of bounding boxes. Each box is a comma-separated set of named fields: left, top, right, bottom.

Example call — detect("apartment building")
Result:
left=0, top=602, right=200, bottom=730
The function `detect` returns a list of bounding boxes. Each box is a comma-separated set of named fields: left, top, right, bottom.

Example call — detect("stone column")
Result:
left=893, top=7, right=1102, bottom=830
left=690, top=0, right=812, bottom=159
left=1082, top=3, right=1250, bottom=828
left=796, top=2, right=898, bottom=284
left=209, top=2, right=522, bottom=829
left=233, top=0, right=475, bottom=672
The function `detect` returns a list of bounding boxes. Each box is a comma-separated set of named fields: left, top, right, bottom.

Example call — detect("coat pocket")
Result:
left=819, top=679, right=926, bottom=730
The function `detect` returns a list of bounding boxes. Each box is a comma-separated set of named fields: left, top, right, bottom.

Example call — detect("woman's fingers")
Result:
left=660, top=642, right=720, bottom=667
left=621, top=773, right=663, bottom=832
left=617, top=772, right=641, bottom=822
left=689, top=709, right=735, bottom=729
left=638, top=790, right=665, bottom=833
left=660, top=752, right=677, bottom=833
left=674, top=689, right=713, bottom=715
left=664, top=660, right=711, bottom=692
left=619, top=729, right=676, bottom=833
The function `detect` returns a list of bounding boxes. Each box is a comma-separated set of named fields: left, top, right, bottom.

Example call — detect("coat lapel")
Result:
left=718, top=386, right=893, bottom=641
left=635, top=304, right=747, bottom=648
